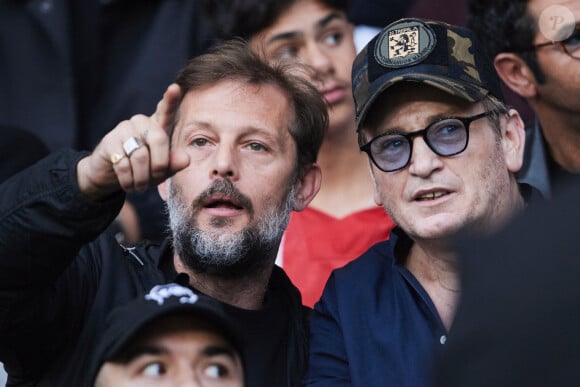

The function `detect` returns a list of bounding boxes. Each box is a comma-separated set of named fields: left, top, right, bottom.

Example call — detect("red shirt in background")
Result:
left=280, top=206, right=395, bottom=307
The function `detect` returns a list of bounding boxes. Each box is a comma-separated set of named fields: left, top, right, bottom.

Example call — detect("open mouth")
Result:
left=415, top=190, right=450, bottom=201
left=203, top=195, right=244, bottom=210
left=193, top=179, right=254, bottom=217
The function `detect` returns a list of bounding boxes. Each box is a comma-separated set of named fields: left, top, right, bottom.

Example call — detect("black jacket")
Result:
left=0, top=150, right=309, bottom=387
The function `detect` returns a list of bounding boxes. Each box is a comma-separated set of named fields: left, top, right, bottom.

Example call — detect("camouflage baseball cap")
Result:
left=352, top=18, right=504, bottom=131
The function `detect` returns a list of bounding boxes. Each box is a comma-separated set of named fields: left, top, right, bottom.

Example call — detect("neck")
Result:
left=532, top=103, right=580, bottom=172
left=310, top=124, right=377, bottom=216
left=406, top=240, right=460, bottom=331
left=174, top=255, right=273, bottom=310
left=407, top=239, right=459, bottom=289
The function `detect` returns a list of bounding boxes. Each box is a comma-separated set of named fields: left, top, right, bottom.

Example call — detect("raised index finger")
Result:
left=153, top=83, right=182, bottom=134
left=146, top=84, right=181, bottom=182
left=150, top=83, right=190, bottom=180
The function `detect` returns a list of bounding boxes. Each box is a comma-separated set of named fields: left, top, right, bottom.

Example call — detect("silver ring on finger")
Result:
left=123, top=136, right=142, bottom=157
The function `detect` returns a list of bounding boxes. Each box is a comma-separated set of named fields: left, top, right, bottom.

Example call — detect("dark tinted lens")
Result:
left=370, top=134, right=411, bottom=171
left=426, top=118, right=468, bottom=156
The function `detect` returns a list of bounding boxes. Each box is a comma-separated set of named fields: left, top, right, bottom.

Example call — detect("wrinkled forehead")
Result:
left=171, top=80, right=294, bottom=140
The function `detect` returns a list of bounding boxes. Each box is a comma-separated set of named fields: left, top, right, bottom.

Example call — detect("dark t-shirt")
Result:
left=225, top=293, right=290, bottom=387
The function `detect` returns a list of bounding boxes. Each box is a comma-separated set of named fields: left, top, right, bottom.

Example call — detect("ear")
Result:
left=157, top=179, right=170, bottom=202
left=501, top=108, right=526, bottom=174
left=494, top=53, right=538, bottom=99
left=292, top=164, right=322, bottom=211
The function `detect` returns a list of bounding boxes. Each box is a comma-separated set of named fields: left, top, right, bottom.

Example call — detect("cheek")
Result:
left=373, top=176, right=403, bottom=212
left=94, top=365, right=131, bottom=386
left=255, top=182, right=287, bottom=206
left=465, top=153, right=504, bottom=206
left=376, top=172, right=403, bottom=198
left=256, top=173, right=296, bottom=208
left=170, top=174, right=202, bottom=202
left=336, top=50, right=356, bottom=74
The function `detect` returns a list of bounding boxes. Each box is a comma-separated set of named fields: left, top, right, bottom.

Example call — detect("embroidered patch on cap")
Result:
left=375, top=19, right=436, bottom=68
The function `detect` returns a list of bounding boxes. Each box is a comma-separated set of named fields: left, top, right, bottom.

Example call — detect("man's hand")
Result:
left=77, top=84, right=190, bottom=201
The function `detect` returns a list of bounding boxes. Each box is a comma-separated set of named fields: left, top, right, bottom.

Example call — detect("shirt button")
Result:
left=440, top=335, right=447, bottom=345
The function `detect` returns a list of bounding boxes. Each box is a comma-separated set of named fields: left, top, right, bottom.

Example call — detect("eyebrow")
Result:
left=374, top=111, right=474, bottom=136
left=203, top=344, right=238, bottom=361
left=119, top=345, right=168, bottom=364
left=178, top=120, right=209, bottom=138
left=116, top=343, right=238, bottom=364
left=265, top=12, right=343, bottom=45
left=180, top=122, right=282, bottom=142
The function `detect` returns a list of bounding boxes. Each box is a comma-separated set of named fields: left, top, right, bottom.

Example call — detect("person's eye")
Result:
left=378, top=137, right=406, bottom=152
left=140, top=362, right=166, bottom=377
left=203, top=363, right=231, bottom=379
left=192, top=138, right=209, bottom=147
left=273, top=45, right=299, bottom=61
left=437, top=123, right=463, bottom=136
left=428, top=120, right=466, bottom=145
left=247, top=142, right=267, bottom=152
left=323, top=31, right=343, bottom=47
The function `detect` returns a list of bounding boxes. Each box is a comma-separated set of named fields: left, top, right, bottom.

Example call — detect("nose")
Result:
left=212, top=143, right=238, bottom=179
left=407, top=137, right=444, bottom=177
left=304, top=42, right=333, bottom=76
left=174, top=368, right=201, bottom=387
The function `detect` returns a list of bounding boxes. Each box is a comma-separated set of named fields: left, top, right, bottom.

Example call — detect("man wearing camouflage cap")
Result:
left=306, top=18, right=538, bottom=386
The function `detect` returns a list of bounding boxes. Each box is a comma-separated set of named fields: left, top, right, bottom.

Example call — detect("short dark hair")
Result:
left=174, top=39, right=328, bottom=176
left=200, top=0, right=350, bottom=41
left=467, top=0, right=546, bottom=83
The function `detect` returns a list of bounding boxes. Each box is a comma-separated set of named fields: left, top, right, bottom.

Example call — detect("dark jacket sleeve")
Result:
left=0, top=149, right=124, bottom=288
left=305, top=273, right=353, bottom=386
left=0, top=149, right=125, bottom=378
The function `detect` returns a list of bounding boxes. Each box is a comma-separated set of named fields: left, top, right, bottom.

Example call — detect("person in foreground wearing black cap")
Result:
left=92, top=283, right=244, bottom=387
left=305, top=18, right=538, bottom=386
left=0, top=40, right=326, bottom=386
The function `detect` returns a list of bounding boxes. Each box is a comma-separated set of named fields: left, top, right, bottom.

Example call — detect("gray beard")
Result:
left=166, top=178, right=296, bottom=278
